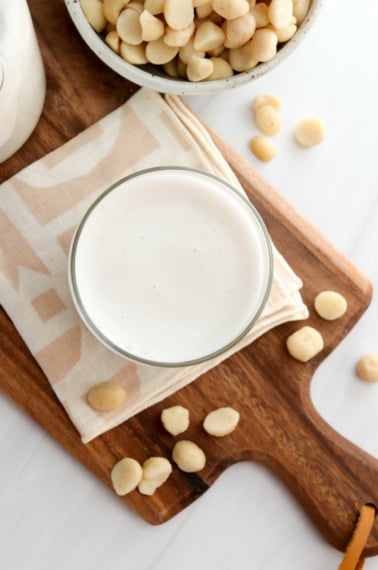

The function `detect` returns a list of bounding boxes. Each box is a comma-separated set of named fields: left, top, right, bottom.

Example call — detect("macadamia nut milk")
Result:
left=69, top=169, right=272, bottom=365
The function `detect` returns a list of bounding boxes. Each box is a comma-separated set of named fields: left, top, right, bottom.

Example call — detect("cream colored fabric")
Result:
left=0, top=89, right=308, bottom=443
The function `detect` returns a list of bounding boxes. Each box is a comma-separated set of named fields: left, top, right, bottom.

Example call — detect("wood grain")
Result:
left=1, top=0, right=378, bottom=557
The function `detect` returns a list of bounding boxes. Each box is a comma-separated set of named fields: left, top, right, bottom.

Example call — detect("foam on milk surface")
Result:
left=73, top=170, right=269, bottom=363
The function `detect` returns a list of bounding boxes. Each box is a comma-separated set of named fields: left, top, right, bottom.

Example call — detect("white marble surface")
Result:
left=1, top=0, right=378, bottom=568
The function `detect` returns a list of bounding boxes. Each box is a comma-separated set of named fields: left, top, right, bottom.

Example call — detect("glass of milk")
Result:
left=0, top=0, right=46, bottom=164
left=69, top=167, right=273, bottom=367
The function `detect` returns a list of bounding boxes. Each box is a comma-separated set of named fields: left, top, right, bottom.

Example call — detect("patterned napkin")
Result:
left=0, top=89, right=308, bottom=443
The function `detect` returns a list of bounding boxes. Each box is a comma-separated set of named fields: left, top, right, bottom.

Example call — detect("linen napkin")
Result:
left=0, top=89, right=308, bottom=443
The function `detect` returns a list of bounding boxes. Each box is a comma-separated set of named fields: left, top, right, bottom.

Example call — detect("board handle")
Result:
left=258, top=385, right=378, bottom=556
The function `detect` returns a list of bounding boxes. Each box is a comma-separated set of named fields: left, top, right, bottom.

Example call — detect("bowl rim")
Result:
left=64, top=0, right=323, bottom=95
left=68, top=166, right=274, bottom=367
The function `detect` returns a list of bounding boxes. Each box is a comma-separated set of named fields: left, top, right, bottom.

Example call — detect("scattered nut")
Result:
left=111, top=457, right=143, bottom=495
left=255, top=104, right=281, bottom=136
left=203, top=407, right=240, bottom=436
left=356, top=353, right=378, bottom=383
left=87, top=382, right=127, bottom=411
left=253, top=93, right=281, bottom=112
left=138, top=457, right=173, bottom=495
left=286, top=326, right=324, bottom=362
left=295, top=118, right=325, bottom=147
left=249, top=136, right=277, bottom=162
left=314, top=291, right=348, bottom=321
left=172, top=440, right=206, bottom=472
left=161, top=405, right=190, bottom=435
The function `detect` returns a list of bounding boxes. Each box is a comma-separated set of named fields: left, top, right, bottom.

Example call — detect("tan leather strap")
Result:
left=339, top=505, right=376, bottom=570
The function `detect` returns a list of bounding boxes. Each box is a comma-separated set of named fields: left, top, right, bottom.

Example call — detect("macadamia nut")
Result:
left=111, top=457, right=143, bottom=495
left=193, top=21, right=225, bottom=52
left=255, top=104, right=281, bottom=135
left=314, top=291, right=348, bottom=321
left=286, top=326, right=324, bottom=362
left=249, top=136, right=277, bottom=162
left=103, top=0, right=130, bottom=25
left=249, top=27, right=277, bottom=62
left=223, top=12, right=256, bottom=49
left=252, top=93, right=281, bottom=111
left=87, top=382, right=127, bottom=411
left=138, top=457, right=172, bottom=495
left=164, top=22, right=195, bottom=47
left=268, top=0, right=293, bottom=30
left=270, top=22, right=297, bottom=42
left=203, top=407, right=240, bottom=436
left=161, top=405, right=190, bottom=435
left=187, top=54, right=214, bottom=81
left=164, top=0, right=194, bottom=31
left=116, top=8, right=143, bottom=44
left=172, top=440, right=206, bottom=472
left=356, top=353, right=378, bottom=383
left=207, top=57, right=233, bottom=80
left=105, top=30, right=121, bottom=53
left=146, top=38, right=178, bottom=64
left=80, top=0, right=107, bottom=32
left=295, top=118, right=325, bottom=147
left=229, top=41, right=258, bottom=72
left=144, top=0, right=164, bottom=14
left=293, top=0, right=310, bottom=24
left=252, top=3, right=270, bottom=27
left=212, top=0, right=250, bottom=20
left=140, top=10, right=165, bottom=42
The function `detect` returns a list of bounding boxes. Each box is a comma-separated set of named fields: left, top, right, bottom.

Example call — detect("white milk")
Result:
left=70, top=169, right=272, bottom=365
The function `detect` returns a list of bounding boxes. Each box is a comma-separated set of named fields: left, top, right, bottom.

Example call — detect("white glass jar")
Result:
left=0, top=0, right=46, bottom=164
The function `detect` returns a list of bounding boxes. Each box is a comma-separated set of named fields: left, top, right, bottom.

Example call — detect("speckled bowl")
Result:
left=65, top=0, right=322, bottom=96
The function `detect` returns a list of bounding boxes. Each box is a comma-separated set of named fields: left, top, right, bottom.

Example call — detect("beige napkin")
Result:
left=0, top=89, right=308, bottom=443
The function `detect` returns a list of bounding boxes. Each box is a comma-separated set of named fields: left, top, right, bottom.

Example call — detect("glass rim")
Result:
left=68, top=166, right=274, bottom=368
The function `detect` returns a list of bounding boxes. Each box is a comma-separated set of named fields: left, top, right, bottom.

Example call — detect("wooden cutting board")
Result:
left=1, top=0, right=378, bottom=557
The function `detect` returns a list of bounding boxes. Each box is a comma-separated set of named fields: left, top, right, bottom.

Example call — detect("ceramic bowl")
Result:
left=65, top=0, right=322, bottom=95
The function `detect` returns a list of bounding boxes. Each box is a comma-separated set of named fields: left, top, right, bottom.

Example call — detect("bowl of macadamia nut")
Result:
left=65, top=0, right=322, bottom=95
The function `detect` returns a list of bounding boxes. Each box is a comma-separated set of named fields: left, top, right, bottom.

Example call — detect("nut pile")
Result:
left=80, top=0, right=311, bottom=82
